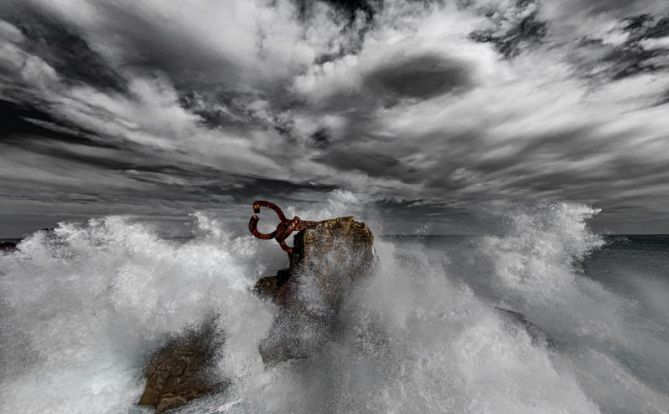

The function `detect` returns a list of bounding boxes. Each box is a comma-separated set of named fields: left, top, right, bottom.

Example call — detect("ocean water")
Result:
left=1, top=201, right=668, bottom=414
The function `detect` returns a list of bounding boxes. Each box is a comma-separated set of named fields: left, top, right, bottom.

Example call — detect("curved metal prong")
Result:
left=278, top=239, right=293, bottom=255
left=249, top=214, right=276, bottom=240
left=248, top=201, right=318, bottom=255
left=252, top=200, right=288, bottom=222
left=249, top=200, right=291, bottom=241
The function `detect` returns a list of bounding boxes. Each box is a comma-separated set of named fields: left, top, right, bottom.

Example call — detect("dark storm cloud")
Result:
left=297, top=0, right=378, bottom=22
left=317, top=149, right=409, bottom=179
left=1, top=0, right=669, bottom=236
left=0, top=100, right=94, bottom=145
left=469, top=0, right=548, bottom=57
left=540, top=0, right=668, bottom=22
left=607, top=15, right=669, bottom=79
left=0, top=1, right=126, bottom=92
left=77, top=2, right=244, bottom=88
left=365, top=54, right=473, bottom=99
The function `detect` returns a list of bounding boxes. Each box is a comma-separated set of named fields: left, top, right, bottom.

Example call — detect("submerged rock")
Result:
left=136, top=321, right=228, bottom=413
left=257, top=216, right=375, bottom=365
left=0, top=241, right=17, bottom=253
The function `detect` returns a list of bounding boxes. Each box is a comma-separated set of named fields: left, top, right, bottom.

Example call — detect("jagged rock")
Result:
left=136, top=321, right=228, bottom=413
left=257, top=216, right=375, bottom=365
left=0, top=241, right=17, bottom=253
left=253, top=275, right=282, bottom=298
left=253, top=269, right=291, bottom=299
left=135, top=215, right=375, bottom=412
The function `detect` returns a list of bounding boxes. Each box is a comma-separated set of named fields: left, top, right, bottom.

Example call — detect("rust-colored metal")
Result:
left=249, top=200, right=317, bottom=255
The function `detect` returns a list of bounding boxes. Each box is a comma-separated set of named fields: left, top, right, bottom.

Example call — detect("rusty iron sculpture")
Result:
left=249, top=200, right=317, bottom=255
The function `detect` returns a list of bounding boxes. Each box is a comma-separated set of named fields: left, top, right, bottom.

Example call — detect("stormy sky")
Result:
left=1, top=0, right=668, bottom=236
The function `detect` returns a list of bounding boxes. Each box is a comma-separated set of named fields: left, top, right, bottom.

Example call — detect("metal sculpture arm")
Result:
left=248, top=200, right=317, bottom=255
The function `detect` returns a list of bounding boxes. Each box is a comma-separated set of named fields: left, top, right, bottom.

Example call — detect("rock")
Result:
left=253, top=269, right=291, bottom=299
left=253, top=275, right=281, bottom=298
left=0, top=241, right=17, bottom=253
left=257, top=216, right=375, bottom=365
left=134, top=215, right=375, bottom=411
left=136, top=320, right=228, bottom=413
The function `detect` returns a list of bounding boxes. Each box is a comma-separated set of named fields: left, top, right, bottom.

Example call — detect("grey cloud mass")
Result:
left=1, top=0, right=669, bottom=237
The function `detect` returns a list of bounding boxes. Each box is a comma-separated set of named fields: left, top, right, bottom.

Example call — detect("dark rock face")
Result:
left=0, top=241, right=17, bottom=253
left=253, top=269, right=291, bottom=298
left=135, top=215, right=374, bottom=412
left=136, top=321, right=228, bottom=413
left=256, top=216, right=375, bottom=366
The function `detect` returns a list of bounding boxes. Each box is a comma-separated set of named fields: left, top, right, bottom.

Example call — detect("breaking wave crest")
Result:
left=1, top=200, right=668, bottom=413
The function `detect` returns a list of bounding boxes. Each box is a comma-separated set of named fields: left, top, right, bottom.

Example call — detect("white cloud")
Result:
left=640, top=37, right=669, bottom=50
left=0, top=42, right=59, bottom=91
left=0, top=20, right=24, bottom=43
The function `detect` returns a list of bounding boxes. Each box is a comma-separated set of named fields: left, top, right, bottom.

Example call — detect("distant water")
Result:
left=1, top=205, right=669, bottom=413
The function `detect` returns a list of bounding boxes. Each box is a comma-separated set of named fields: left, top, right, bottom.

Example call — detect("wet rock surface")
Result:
left=0, top=241, right=17, bottom=253
left=135, top=215, right=374, bottom=411
left=136, top=321, right=228, bottom=413
left=256, top=216, right=375, bottom=365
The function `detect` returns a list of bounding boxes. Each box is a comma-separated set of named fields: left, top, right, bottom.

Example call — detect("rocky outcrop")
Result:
left=135, top=215, right=374, bottom=411
left=136, top=321, right=228, bottom=413
left=256, top=216, right=375, bottom=365
left=0, top=241, right=17, bottom=253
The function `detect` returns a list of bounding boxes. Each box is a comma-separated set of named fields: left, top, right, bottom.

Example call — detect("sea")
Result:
left=1, top=202, right=668, bottom=413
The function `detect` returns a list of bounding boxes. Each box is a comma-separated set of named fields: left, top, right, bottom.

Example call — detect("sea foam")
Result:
left=1, top=198, right=668, bottom=413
